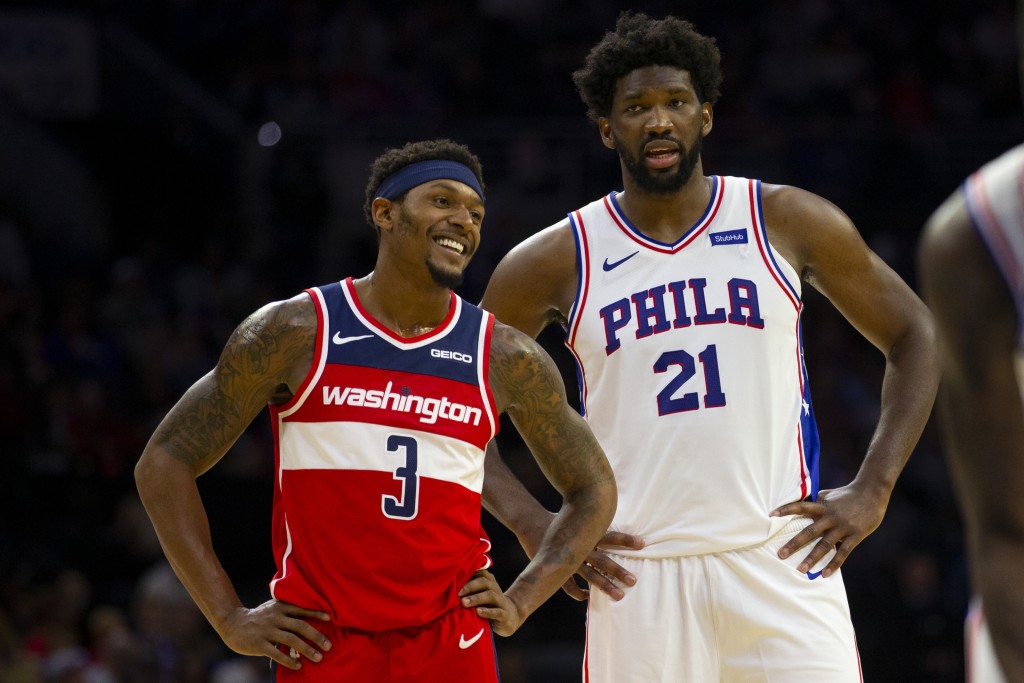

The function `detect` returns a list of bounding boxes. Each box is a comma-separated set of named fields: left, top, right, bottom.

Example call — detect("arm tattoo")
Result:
left=490, top=325, right=612, bottom=496
left=158, top=298, right=317, bottom=470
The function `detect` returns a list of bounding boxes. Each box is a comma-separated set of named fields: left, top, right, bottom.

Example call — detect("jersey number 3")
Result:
left=654, top=344, right=727, bottom=415
left=382, top=434, right=419, bottom=520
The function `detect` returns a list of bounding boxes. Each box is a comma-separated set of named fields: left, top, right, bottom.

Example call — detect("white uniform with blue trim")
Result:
left=566, top=178, right=861, bottom=682
left=960, top=143, right=1024, bottom=683
left=965, top=143, right=1024, bottom=346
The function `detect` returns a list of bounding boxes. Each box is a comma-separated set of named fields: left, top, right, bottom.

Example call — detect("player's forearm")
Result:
left=854, top=318, right=938, bottom=493
left=482, top=441, right=555, bottom=557
left=504, top=476, right=616, bottom=618
left=135, top=448, right=244, bottom=634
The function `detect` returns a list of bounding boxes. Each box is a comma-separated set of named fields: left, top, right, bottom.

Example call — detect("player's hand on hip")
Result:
left=770, top=483, right=889, bottom=578
left=562, top=530, right=645, bottom=601
left=459, top=569, right=523, bottom=637
left=217, top=599, right=332, bottom=671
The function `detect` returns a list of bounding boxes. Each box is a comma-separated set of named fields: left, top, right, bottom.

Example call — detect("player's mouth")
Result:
left=434, top=235, right=467, bottom=255
left=644, top=141, right=680, bottom=169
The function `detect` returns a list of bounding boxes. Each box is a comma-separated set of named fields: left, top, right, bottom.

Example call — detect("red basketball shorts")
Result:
left=274, top=606, right=499, bottom=682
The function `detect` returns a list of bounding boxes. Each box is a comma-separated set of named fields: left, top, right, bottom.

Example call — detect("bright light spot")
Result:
left=257, top=121, right=282, bottom=147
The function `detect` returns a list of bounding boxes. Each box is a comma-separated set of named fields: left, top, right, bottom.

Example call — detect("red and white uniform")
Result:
left=268, top=277, right=500, bottom=681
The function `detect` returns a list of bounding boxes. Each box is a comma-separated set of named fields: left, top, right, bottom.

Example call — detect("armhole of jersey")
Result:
left=564, top=211, right=590, bottom=416
left=478, top=311, right=499, bottom=441
left=964, top=173, right=1024, bottom=339
left=565, top=210, right=589, bottom=347
left=273, top=287, right=330, bottom=418
left=749, top=179, right=801, bottom=312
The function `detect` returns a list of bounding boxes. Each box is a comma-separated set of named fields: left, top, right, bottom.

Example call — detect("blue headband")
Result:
left=375, top=159, right=484, bottom=203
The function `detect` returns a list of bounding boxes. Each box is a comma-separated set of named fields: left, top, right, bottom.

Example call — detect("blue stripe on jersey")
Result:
left=316, top=281, right=485, bottom=386
left=608, top=178, right=719, bottom=249
left=798, top=320, right=821, bottom=499
left=752, top=180, right=800, bottom=303
left=567, top=211, right=588, bottom=417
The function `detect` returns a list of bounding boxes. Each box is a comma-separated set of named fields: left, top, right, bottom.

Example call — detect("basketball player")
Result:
left=919, top=146, right=1024, bottom=683
left=479, top=13, right=938, bottom=682
left=134, top=139, right=616, bottom=682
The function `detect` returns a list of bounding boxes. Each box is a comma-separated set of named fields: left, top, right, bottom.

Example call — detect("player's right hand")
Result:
left=217, top=599, right=332, bottom=670
left=562, top=531, right=645, bottom=601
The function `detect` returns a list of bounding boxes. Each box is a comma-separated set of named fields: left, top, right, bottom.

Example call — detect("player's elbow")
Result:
left=572, top=467, right=618, bottom=530
left=889, top=300, right=939, bottom=376
left=134, top=444, right=185, bottom=506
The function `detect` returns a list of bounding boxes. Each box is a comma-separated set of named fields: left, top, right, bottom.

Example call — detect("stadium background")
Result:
left=1, top=0, right=1022, bottom=681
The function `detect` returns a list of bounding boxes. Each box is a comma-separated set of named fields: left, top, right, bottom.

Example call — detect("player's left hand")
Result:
left=458, top=569, right=524, bottom=637
left=770, top=482, right=890, bottom=578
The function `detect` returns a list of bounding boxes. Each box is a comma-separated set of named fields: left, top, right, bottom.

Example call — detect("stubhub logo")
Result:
left=710, top=229, right=748, bottom=245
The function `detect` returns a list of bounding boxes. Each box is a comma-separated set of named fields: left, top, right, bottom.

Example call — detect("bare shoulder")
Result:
left=221, top=291, right=318, bottom=400
left=487, top=319, right=566, bottom=414
left=759, top=182, right=867, bottom=283
left=482, top=217, right=578, bottom=336
left=146, top=292, right=318, bottom=469
left=919, top=187, right=972, bottom=267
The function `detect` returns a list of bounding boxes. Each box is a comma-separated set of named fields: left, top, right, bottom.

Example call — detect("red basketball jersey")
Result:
left=268, top=278, right=499, bottom=631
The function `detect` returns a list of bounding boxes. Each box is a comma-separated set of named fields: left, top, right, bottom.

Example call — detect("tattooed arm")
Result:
left=463, top=321, right=616, bottom=636
left=134, top=293, right=332, bottom=671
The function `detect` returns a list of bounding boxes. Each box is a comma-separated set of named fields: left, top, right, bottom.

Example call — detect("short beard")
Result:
left=427, top=259, right=463, bottom=289
left=621, top=132, right=703, bottom=195
left=395, top=207, right=464, bottom=289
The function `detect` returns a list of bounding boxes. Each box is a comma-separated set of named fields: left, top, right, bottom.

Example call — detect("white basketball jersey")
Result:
left=964, top=142, right=1024, bottom=349
left=565, top=177, right=819, bottom=556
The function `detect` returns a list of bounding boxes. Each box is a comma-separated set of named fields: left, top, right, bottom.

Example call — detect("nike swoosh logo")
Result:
left=806, top=569, right=824, bottom=580
left=458, top=627, right=485, bottom=649
left=602, top=251, right=639, bottom=271
left=332, top=332, right=373, bottom=345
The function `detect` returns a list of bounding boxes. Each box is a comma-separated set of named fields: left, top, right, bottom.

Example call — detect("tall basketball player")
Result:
left=479, top=12, right=937, bottom=682
left=918, top=2, right=1024, bottom=680
left=920, top=142, right=1024, bottom=683
left=135, top=139, right=616, bottom=682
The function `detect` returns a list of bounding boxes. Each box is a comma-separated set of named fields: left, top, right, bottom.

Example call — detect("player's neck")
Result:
left=616, top=173, right=714, bottom=243
left=352, top=270, right=452, bottom=338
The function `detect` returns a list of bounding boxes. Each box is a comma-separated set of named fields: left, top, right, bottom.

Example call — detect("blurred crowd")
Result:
left=2, top=0, right=1023, bottom=681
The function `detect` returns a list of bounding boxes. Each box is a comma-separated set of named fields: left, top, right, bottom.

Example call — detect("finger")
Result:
left=278, top=603, right=331, bottom=622
left=458, top=570, right=499, bottom=596
left=821, top=539, right=856, bottom=578
left=777, top=524, right=825, bottom=559
left=796, top=536, right=842, bottom=573
left=587, top=553, right=637, bottom=587
left=770, top=501, right=824, bottom=519
left=265, top=643, right=303, bottom=670
left=283, top=619, right=333, bottom=653
left=579, top=564, right=625, bottom=601
left=597, top=532, right=645, bottom=551
left=475, top=605, right=507, bottom=620
left=461, top=584, right=502, bottom=608
left=561, top=576, right=589, bottom=601
left=275, top=631, right=326, bottom=663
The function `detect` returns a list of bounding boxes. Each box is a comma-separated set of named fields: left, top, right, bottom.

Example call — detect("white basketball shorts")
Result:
left=584, top=517, right=862, bottom=682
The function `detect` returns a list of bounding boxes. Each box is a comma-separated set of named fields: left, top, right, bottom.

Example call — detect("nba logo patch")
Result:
left=710, top=229, right=748, bottom=245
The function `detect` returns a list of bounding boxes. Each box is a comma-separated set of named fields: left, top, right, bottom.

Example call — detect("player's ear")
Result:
left=599, top=117, right=616, bottom=150
left=372, top=197, right=395, bottom=232
left=702, top=103, right=714, bottom=137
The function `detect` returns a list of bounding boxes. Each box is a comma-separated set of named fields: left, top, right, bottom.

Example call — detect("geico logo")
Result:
left=431, top=348, right=473, bottom=363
